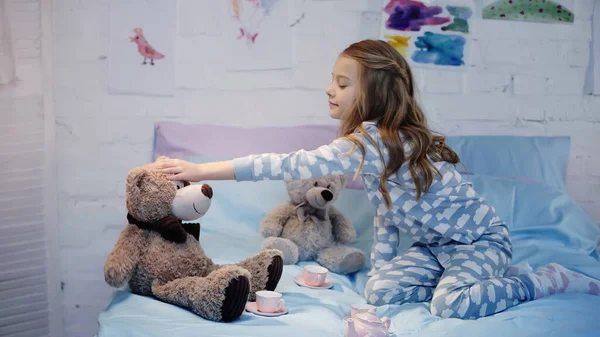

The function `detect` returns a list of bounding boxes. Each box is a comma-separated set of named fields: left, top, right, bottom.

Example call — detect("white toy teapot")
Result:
left=344, top=309, right=391, bottom=337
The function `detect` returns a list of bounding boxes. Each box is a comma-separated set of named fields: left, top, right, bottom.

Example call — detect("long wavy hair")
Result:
left=339, top=40, right=460, bottom=208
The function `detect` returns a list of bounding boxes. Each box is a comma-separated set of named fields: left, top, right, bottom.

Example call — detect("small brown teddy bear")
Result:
left=260, top=175, right=365, bottom=274
left=104, top=158, right=283, bottom=322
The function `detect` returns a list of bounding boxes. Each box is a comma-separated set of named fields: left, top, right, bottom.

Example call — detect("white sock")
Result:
left=504, top=262, right=533, bottom=277
left=527, top=263, right=600, bottom=299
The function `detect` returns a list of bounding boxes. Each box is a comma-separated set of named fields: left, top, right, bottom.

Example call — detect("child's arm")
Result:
left=233, top=135, right=383, bottom=182
left=150, top=158, right=236, bottom=182
left=154, top=126, right=383, bottom=183
left=369, top=217, right=399, bottom=275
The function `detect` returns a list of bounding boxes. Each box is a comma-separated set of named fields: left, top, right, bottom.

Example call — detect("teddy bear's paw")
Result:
left=236, top=249, right=283, bottom=301
left=317, top=246, right=366, bottom=274
left=260, top=220, right=284, bottom=238
left=208, top=265, right=251, bottom=321
left=335, top=223, right=357, bottom=244
left=338, top=249, right=366, bottom=274
left=262, top=237, right=299, bottom=265
left=221, top=274, right=250, bottom=322
left=265, top=254, right=283, bottom=291
left=104, top=264, right=128, bottom=288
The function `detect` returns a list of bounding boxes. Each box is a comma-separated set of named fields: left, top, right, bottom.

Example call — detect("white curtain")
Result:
left=0, top=0, right=14, bottom=85
left=0, top=0, right=60, bottom=336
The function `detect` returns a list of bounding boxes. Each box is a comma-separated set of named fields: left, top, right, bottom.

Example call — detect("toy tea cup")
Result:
left=255, top=290, right=285, bottom=313
left=303, top=265, right=328, bottom=287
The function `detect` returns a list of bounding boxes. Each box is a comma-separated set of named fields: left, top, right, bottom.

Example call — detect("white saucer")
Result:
left=245, top=302, right=289, bottom=317
left=293, top=274, right=333, bottom=289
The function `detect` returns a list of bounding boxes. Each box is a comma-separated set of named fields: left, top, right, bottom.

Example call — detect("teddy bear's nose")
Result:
left=201, top=184, right=213, bottom=199
left=321, top=190, right=333, bottom=202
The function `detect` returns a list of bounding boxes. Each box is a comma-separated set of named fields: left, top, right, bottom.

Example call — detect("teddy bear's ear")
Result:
left=126, top=167, right=148, bottom=196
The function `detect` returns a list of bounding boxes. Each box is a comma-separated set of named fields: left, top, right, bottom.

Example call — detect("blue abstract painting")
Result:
left=412, top=32, right=465, bottom=66
left=379, top=0, right=474, bottom=70
left=441, top=6, right=473, bottom=33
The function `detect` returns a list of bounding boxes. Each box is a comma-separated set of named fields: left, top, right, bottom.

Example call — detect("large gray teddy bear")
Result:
left=260, top=175, right=366, bottom=274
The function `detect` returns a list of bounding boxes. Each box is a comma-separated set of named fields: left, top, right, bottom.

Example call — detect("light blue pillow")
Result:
left=445, top=136, right=571, bottom=191
left=153, top=122, right=571, bottom=192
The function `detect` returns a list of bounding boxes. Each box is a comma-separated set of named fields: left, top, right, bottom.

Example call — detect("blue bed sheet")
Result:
left=96, top=172, right=600, bottom=337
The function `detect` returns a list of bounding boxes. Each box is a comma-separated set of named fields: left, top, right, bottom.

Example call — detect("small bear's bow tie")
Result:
left=295, top=203, right=328, bottom=223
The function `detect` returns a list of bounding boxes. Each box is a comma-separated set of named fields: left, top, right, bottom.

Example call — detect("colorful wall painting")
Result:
left=379, top=0, right=475, bottom=70
left=230, top=0, right=278, bottom=45
left=384, top=35, right=412, bottom=58
left=482, top=0, right=574, bottom=24
left=108, top=0, right=176, bottom=96
left=221, top=0, right=293, bottom=71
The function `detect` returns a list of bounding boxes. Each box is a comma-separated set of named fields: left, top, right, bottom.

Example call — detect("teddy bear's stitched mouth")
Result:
left=192, top=203, right=205, bottom=215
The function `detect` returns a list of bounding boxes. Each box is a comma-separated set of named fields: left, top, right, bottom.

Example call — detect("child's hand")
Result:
left=151, top=158, right=202, bottom=182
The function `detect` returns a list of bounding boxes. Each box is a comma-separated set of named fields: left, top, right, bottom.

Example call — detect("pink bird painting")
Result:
left=129, top=27, right=165, bottom=66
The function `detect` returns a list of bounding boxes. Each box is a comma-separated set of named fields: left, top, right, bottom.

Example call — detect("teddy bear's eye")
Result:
left=176, top=185, right=181, bottom=190
left=327, top=184, right=331, bottom=189
left=314, top=182, right=318, bottom=187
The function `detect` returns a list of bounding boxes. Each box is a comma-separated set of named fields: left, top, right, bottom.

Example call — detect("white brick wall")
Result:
left=4, top=0, right=596, bottom=336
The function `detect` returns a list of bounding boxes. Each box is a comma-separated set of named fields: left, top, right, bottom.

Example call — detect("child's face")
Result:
left=326, top=56, right=359, bottom=120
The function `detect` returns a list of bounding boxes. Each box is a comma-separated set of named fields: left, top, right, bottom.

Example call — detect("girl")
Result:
left=153, top=39, right=600, bottom=319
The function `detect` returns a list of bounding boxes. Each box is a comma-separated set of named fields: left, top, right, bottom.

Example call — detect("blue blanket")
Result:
left=96, top=171, right=600, bottom=337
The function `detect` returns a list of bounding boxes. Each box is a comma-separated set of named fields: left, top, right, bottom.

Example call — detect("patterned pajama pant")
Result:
left=364, top=223, right=535, bottom=319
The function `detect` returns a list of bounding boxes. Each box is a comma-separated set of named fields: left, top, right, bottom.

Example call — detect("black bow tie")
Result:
left=126, top=213, right=200, bottom=244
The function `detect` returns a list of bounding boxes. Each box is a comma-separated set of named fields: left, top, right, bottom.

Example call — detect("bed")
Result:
left=95, top=122, right=600, bottom=337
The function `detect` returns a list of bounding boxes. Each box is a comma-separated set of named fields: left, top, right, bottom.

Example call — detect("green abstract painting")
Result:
left=482, top=0, right=574, bottom=24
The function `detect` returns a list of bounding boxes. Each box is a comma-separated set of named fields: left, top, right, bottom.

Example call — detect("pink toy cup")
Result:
left=303, top=265, right=328, bottom=287
left=256, top=291, right=285, bottom=313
